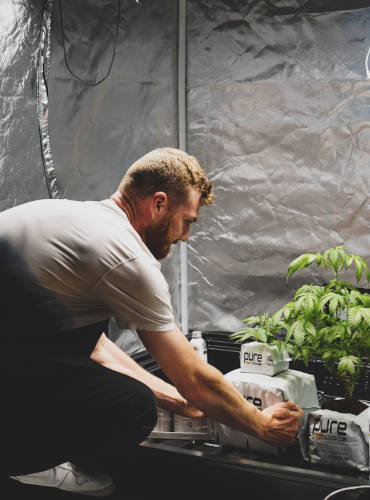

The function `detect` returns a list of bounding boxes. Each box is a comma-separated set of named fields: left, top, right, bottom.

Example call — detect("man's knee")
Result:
left=124, top=378, right=158, bottom=433
left=102, top=373, right=157, bottom=435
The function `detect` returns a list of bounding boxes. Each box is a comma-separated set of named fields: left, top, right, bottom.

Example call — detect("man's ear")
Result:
left=151, top=191, right=168, bottom=219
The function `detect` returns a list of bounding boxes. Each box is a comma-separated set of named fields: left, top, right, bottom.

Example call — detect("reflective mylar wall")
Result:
left=187, top=0, right=370, bottom=332
left=48, top=0, right=180, bottom=351
left=0, top=0, right=50, bottom=210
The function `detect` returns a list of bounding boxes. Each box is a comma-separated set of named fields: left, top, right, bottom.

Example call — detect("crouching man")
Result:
left=0, top=148, right=303, bottom=496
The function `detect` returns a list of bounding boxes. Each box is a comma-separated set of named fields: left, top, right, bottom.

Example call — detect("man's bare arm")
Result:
left=138, top=326, right=304, bottom=446
left=90, top=333, right=203, bottom=418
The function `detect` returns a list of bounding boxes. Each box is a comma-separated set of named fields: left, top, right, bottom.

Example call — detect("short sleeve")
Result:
left=92, top=256, right=175, bottom=331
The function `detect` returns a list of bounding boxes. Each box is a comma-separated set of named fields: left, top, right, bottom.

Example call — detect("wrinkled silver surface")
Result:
left=47, top=0, right=180, bottom=349
left=0, top=0, right=50, bottom=210
left=187, top=1, right=370, bottom=332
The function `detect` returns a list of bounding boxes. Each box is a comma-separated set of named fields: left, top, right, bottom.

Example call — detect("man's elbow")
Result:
left=177, top=364, right=223, bottom=408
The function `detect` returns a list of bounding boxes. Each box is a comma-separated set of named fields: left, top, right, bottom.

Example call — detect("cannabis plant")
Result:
left=231, top=246, right=370, bottom=401
left=229, top=312, right=289, bottom=354
left=280, top=246, right=370, bottom=400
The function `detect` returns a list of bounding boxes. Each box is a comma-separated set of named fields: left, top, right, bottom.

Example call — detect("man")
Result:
left=0, top=148, right=303, bottom=496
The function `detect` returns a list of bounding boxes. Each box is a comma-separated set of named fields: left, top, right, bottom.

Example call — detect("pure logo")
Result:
left=312, top=417, right=347, bottom=442
left=244, top=395, right=262, bottom=409
left=243, top=352, right=262, bottom=366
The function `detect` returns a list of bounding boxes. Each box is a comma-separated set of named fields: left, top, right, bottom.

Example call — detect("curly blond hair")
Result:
left=118, top=147, right=213, bottom=206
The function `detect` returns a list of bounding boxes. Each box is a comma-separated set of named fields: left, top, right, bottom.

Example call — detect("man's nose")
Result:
left=180, top=226, right=190, bottom=242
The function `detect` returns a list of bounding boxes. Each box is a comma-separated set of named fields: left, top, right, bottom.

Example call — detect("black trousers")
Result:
left=0, top=238, right=157, bottom=475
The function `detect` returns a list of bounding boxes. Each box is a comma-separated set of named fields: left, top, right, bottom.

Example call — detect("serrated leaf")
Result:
left=329, top=295, right=339, bottom=315
left=307, top=254, right=317, bottom=266
left=322, top=252, right=329, bottom=271
left=338, top=356, right=356, bottom=375
left=320, top=293, right=333, bottom=309
left=287, top=254, right=317, bottom=280
left=359, top=307, right=370, bottom=327
left=242, top=316, right=263, bottom=325
left=360, top=294, right=370, bottom=307
left=354, top=257, right=363, bottom=282
left=329, top=248, right=339, bottom=273
left=251, top=328, right=268, bottom=343
left=316, top=253, right=323, bottom=266
left=366, top=264, right=370, bottom=282
left=358, top=256, right=370, bottom=282
left=230, top=328, right=257, bottom=340
left=348, top=307, right=363, bottom=328
left=348, top=290, right=362, bottom=305
left=345, top=255, right=354, bottom=270
left=285, top=327, right=293, bottom=343
left=230, top=328, right=250, bottom=337
left=287, top=255, right=307, bottom=280
left=337, top=247, right=347, bottom=270
left=305, top=321, right=316, bottom=336
left=289, top=320, right=306, bottom=347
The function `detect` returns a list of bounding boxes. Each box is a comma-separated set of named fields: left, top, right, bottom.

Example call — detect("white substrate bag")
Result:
left=240, top=342, right=290, bottom=376
left=303, top=406, right=369, bottom=473
left=212, top=368, right=319, bottom=455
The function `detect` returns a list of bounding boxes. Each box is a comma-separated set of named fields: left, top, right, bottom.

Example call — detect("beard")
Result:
left=145, top=214, right=176, bottom=260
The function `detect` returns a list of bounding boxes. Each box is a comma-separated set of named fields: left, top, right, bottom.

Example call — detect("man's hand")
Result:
left=180, top=401, right=204, bottom=419
left=259, top=401, right=304, bottom=446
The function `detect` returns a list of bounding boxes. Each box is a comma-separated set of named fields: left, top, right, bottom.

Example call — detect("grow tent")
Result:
left=1, top=0, right=370, bottom=498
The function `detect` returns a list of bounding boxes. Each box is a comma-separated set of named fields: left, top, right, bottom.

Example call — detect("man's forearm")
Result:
left=90, top=333, right=203, bottom=418
left=183, top=362, right=265, bottom=437
left=180, top=362, right=303, bottom=445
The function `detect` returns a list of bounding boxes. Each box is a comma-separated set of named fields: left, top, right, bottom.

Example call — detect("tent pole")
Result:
left=178, top=0, right=188, bottom=336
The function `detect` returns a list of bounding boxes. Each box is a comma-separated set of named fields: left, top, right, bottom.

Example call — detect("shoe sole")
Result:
left=10, top=477, right=116, bottom=497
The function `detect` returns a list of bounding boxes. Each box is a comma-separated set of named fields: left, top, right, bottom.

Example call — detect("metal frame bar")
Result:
left=178, top=0, right=188, bottom=335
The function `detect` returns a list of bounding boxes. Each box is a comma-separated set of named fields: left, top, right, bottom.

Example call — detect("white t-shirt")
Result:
left=0, top=199, right=175, bottom=332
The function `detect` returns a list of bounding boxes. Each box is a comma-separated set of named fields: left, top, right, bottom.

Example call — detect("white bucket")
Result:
left=173, top=414, right=209, bottom=434
left=153, top=408, right=172, bottom=432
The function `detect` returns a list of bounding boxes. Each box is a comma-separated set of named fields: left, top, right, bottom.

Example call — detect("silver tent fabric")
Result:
left=187, top=1, right=370, bottom=332
left=0, top=0, right=50, bottom=210
left=47, top=0, right=180, bottom=351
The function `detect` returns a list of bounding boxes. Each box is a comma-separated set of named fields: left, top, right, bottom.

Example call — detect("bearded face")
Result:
left=144, top=213, right=177, bottom=260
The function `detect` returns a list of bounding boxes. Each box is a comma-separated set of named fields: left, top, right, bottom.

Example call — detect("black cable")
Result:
left=59, top=0, right=121, bottom=86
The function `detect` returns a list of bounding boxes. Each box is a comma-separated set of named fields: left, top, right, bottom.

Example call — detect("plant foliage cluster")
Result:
left=230, top=246, right=370, bottom=399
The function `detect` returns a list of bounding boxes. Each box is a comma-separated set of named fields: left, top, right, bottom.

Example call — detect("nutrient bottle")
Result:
left=190, top=330, right=207, bottom=362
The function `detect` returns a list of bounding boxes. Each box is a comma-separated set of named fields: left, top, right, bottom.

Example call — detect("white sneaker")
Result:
left=9, top=462, right=115, bottom=496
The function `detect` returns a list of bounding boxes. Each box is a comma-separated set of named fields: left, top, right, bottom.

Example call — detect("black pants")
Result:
left=0, top=238, right=157, bottom=475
